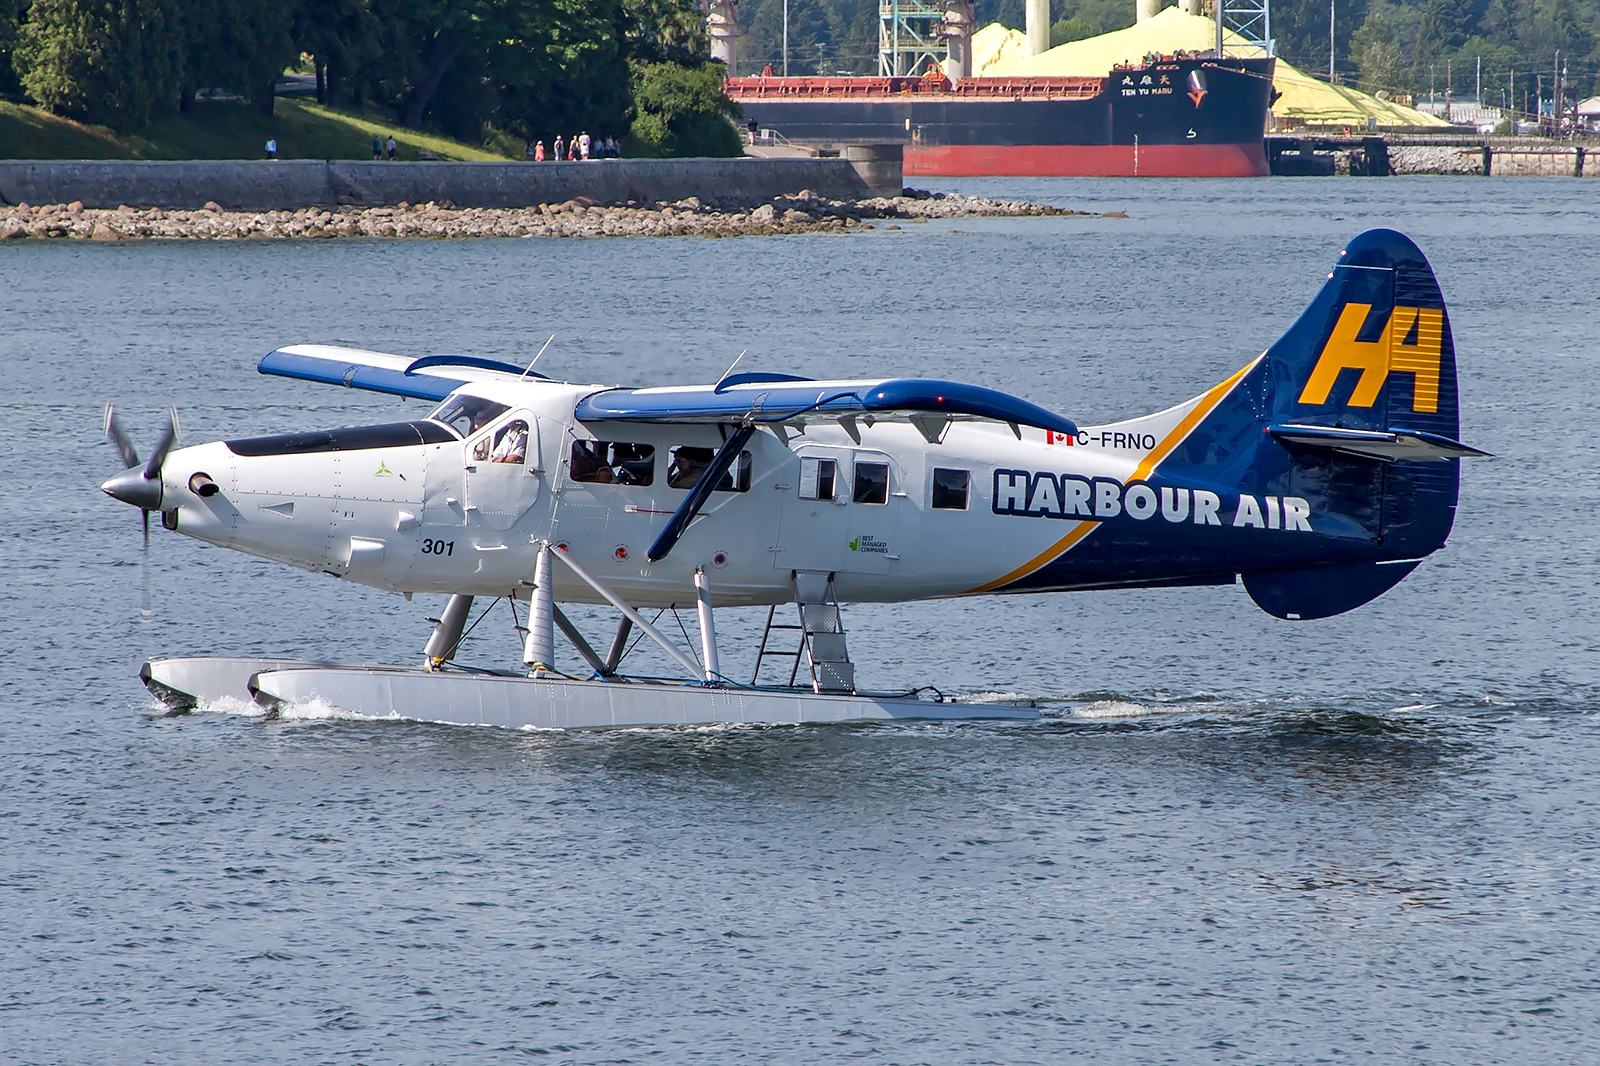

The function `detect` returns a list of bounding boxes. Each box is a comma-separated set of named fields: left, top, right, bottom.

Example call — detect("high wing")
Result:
left=258, top=349, right=1079, bottom=441
left=575, top=375, right=1078, bottom=441
left=258, top=344, right=541, bottom=402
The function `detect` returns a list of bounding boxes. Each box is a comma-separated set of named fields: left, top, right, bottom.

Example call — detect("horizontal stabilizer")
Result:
left=576, top=378, right=1077, bottom=436
left=1269, top=423, right=1490, bottom=463
left=259, top=345, right=537, bottom=402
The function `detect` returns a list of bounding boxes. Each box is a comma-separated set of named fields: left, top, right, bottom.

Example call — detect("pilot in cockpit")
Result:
left=491, top=420, right=529, bottom=464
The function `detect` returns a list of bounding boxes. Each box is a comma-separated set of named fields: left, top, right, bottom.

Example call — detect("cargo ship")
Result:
left=725, top=55, right=1277, bottom=178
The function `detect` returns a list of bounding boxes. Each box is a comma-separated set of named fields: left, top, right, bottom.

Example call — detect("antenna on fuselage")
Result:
left=713, top=350, right=748, bottom=390
left=520, top=335, right=556, bottom=380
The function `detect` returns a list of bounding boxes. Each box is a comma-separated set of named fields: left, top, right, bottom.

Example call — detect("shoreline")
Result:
left=0, top=191, right=1092, bottom=241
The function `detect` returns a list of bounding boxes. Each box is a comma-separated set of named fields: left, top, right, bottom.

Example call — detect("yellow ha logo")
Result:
left=1298, top=303, right=1443, bottom=413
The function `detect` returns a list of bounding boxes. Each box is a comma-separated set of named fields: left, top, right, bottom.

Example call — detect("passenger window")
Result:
left=853, top=461, right=889, bottom=505
left=931, top=468, right=970, bottom=510
left=798, top=457, right=837, bottom=500
left=429, top=395, right=509, bottom=438
left=668, top=446, right=752, bottom=492
left=569, top=440, right=655, bottom=486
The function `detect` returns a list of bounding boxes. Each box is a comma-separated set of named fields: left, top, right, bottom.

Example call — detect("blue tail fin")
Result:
left=1261, top=228, right=1460, bottom=446
left=1241, top=229, right=1465, bottom=618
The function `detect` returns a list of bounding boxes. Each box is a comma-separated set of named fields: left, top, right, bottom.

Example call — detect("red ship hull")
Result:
left=907, top=141, right=1269, bottom=177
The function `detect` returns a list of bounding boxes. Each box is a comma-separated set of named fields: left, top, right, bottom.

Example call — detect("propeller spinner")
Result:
left=101, top=406, right=179, bottom=531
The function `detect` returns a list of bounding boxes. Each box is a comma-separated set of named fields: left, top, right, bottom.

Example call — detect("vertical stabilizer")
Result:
left=1240, top=229, right=1464, bottom=617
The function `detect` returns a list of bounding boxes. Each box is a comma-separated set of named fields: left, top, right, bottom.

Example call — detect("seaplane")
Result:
left=105, top=229, right=1486, bottom=729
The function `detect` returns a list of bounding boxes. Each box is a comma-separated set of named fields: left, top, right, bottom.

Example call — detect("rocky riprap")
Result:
left=0, top=190, right=1091, bottom=241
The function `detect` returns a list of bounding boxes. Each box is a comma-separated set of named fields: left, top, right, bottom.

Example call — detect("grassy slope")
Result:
left=0, top=98, right=512, bottom=161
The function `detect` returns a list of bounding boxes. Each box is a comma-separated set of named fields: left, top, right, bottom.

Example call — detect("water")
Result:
left=2, top=178, right=1597, bottom=1063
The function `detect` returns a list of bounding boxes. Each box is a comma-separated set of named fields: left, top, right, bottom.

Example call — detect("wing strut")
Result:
left=647, top=423, right=757, bottom=563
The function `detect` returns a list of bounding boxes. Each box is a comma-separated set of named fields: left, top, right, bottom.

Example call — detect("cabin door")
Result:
left=464, top=412, right=541, bottom=530
left=774, top=445, right=900, bottom=576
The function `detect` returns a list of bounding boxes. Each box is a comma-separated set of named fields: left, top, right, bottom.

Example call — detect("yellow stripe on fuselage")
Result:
left=968, top=357, right=1261, bottom=594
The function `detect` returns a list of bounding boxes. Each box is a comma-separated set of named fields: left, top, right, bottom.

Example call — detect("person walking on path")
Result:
left=553, top=134, right=565, bottom=162
left=578, top=131, right=591, bottom=160
left=385, top=135, right=397, bottom=160
left=372, top=135, right=383, bottom=160
left=265, top=138, right=277, bottom=159
left=534, top=140, right=545, bottom=161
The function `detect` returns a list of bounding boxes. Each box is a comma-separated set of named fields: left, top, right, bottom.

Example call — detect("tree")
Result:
left=628, top=57, right=741, bottom=155
left=179, top=0, right=296, bottom=114
left=1351, top=5, right=1405, bottom=89
left=469, top=0, right=631, bottom=144
left=1, top=1, right=27, bottom=97
left=14, top=0, right=183, bottom=132
left=1050, top=16, right=1097, bottom=45
left=293, top=0, right=380, bottom=108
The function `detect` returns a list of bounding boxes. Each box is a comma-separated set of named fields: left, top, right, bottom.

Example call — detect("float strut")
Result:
left=423, top=594, right=474, bottom=671
left=545, top=545, right=706, bottom=682
left=552, top=605, right=609, bottom=677
left=694, top=566, right=719, bottom=682
left=604, top=617, right=634, bottom=675
left=523, top=546, right=556, bottom=677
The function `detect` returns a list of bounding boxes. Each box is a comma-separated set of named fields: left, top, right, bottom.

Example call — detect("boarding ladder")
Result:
left=750, top=571, right=855, bottom=693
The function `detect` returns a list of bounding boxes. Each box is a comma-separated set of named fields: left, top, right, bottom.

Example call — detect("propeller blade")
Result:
left=141, top=509, right=152, bottom=623
left=143, top=408, right=178, bottom=482
left=104, top=405, right=140, bottom=469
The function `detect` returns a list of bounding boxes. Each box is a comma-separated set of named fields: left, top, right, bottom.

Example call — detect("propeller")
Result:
left=102, top=405, right=179, bottom=543
left=102, top=406, right=179, bottom=624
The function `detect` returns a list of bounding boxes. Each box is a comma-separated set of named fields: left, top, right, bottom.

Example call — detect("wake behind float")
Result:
left=115, top=230, right=1485, bottom=727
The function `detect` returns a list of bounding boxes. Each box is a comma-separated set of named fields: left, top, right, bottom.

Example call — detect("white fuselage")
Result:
left=156, top=372, right=1278, bottom=608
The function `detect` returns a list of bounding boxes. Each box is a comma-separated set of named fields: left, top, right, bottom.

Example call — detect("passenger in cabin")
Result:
left=667, top=447, right=711, bottom=488
left=569, top=438, right=604, bottom=480
left=491, top=420, right=528, bottom=464
left=570, top=440, right=654, bottom=485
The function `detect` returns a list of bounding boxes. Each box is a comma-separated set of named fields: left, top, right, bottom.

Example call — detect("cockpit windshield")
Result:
left=428, top=396, right=510, bottom=438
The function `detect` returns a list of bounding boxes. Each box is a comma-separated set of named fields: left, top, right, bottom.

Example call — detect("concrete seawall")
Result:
left=0, top=155, right=904, bottom=210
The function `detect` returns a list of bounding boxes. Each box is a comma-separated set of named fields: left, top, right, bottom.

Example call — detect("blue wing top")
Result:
left=576, top=378, right=1078, bottom=435
left=258, top=347, right=1077, bottom=437
left=258, top=345, right=536, bottom=402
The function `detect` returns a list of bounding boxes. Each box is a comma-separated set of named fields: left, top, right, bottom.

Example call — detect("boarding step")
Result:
left=750, top=571, right=856, bottom=693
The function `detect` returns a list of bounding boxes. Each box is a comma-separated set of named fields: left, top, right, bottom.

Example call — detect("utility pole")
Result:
left=1561, top=57, right=1568, bottom=136
left=1445, top=59, right=1452, bottom=124
left=783, top=0, right=789, bottom=76
left=1552, top=51, right=1559, bottom=135
left=1476, top=55, right=1481, bottom=103
left=1329, top=0, right=1335, bottom=82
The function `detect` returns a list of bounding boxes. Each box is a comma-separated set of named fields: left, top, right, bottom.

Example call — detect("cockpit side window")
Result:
left=429, top=396, right=510, bottom=439
left=491, top=420, right=530, bottom=465
left=569, top=440, right=655, bottom=486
